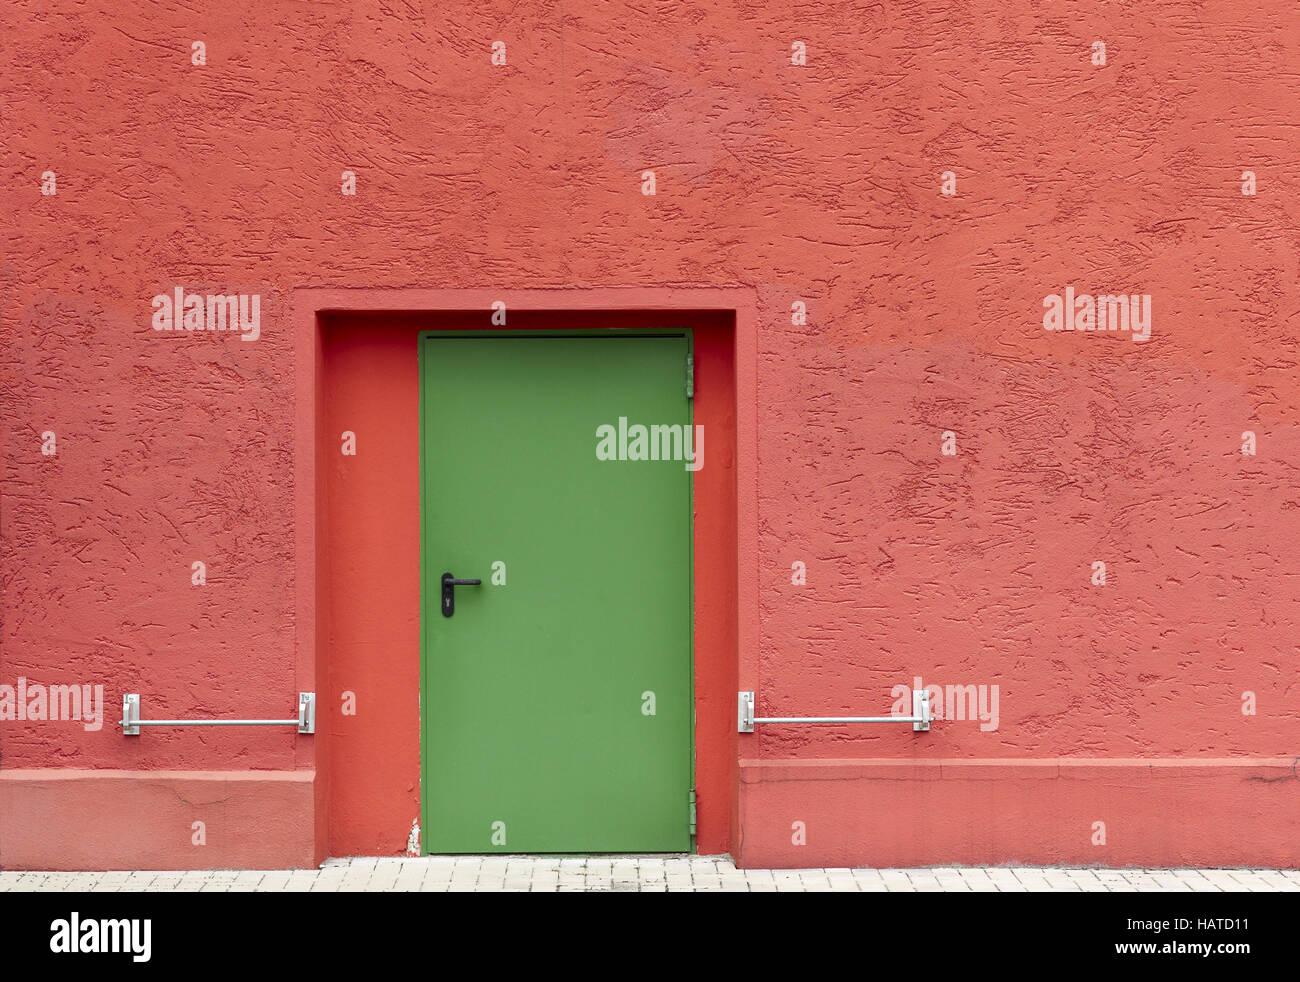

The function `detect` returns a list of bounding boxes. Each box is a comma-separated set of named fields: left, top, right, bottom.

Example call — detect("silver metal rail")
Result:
left=738, top=689, right=930, bottom=733
left=120, top=693, right=316, bottom=735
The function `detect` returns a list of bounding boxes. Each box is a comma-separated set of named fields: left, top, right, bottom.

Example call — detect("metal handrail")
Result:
left=120, top=693, right=315, bottom=735
left=738, top=689, right=931, bottom=733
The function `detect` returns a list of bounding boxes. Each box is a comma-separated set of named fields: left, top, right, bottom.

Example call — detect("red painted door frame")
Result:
left=297, top=289, right=759, bottom=861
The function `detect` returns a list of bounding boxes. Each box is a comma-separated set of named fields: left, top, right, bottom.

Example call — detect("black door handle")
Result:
left=441, top=572, right=482, bottom=617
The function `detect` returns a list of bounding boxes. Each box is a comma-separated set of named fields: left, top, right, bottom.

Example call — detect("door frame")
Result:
left=295, top=288, right=756, bottom=864
left=416, top=329, right=695, bottom=854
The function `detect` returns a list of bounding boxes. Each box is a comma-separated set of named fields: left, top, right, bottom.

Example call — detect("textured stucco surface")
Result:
left=3, top=2, right=1300, bottom=865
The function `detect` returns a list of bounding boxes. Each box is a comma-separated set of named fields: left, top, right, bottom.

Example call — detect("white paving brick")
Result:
left=3, top=857, right=1299, bottom=891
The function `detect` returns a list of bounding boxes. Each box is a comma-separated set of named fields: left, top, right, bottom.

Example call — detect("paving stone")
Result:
left=4, top=858, right=1300, bottom=892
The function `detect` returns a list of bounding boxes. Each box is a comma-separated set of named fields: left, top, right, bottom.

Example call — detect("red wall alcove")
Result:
left=319, top=309, right=737, bottom=857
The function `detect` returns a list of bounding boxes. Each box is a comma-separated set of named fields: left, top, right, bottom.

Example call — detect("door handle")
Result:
left=441, top=572, right=482, bottom=617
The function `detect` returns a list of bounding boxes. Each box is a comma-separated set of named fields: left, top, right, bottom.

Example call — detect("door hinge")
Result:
left=685, top=354, right=694, bottom=399
left=688, top=790, right=697, bottom=836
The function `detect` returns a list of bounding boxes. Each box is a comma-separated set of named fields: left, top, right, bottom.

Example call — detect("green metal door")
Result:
left=419, top=332, right=694, bottom=853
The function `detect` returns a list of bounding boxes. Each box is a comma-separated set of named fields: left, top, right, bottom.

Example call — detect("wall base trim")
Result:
left=737, top=758, right=1300, bottom=869
left=0, top=769, right=318, bottom=871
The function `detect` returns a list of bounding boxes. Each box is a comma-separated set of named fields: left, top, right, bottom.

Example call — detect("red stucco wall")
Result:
left=3, top=1, right=1299, bottom=869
